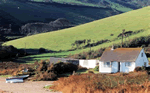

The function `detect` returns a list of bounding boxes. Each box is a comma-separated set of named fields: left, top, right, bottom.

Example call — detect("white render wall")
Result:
left=135, top=49, right=149, bottom=67
left=79, top=60, right=99, bottom=69
left=120, top=62, right=135, bottom=73
left=99, top=61, right=135, bottom=73
left=99, top=61, right=112, bottom=73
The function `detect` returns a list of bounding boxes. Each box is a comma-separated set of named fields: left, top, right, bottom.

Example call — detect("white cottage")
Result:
left=99, top=47, right=149, bottom=73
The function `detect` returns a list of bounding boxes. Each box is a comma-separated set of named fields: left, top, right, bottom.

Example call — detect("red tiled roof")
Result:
left=100, top=48, right=142, bottom=62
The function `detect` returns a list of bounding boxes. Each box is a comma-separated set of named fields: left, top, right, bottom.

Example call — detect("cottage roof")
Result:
left=49, top=57, right=78, bottom=64
left=100, top=48, right=142, bottom=62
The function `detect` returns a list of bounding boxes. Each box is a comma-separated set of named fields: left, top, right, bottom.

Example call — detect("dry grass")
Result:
left=50, top=71, right=150, bottom=93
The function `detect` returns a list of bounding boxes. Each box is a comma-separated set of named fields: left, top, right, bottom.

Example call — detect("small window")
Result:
left=125, top=62, right=131, bottom=67
left=83, top=60, right=88, bottom=66
left=104, top=62, right=111, bottom=67
left=141, top=53, right=143, bottom=57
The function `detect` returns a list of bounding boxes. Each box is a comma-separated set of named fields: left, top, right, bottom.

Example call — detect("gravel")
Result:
left=0, top=77, right=62, bottom=93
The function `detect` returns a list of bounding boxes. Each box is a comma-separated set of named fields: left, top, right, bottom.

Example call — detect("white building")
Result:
left=79, top=59, right=99, bottom=69
left=99, top=47, right=149, bottom=73
left=49, top=57, right=79, bottom=65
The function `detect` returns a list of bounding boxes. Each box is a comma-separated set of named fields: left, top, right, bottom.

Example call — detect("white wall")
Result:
left=120, top=62, right=135, bottom=73
left=79, top=60, right=99, bottom=69
left=135, top=49, right=149, bottom=67
left=99, top=61, right=112, bottom=73
left=99, top=61, right=135, bottom=73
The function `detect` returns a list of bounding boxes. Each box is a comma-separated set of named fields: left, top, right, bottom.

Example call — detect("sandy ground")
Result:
left=0, top=77, right=62, bottom=93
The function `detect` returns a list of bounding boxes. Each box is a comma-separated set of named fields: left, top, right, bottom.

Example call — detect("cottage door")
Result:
left=118, top=62, right=120, bottom=72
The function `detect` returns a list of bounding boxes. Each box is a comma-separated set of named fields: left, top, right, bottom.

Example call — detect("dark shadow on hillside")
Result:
left=0, top=47, right=67, bottom=63
left=20, top=48, right=57, bottom=55
left=12, top=53, right=67, bottom=64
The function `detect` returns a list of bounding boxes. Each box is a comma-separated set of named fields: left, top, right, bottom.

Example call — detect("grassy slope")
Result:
left=4, top=6, right=150, bottom=63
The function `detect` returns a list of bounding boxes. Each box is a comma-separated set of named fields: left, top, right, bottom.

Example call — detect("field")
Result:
left=3, top=6, right=150, bottom=62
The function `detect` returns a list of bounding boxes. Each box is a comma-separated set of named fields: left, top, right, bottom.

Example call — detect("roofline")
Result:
left=134, top=48, right=143, bottom=63
left=99, top=48, right=143, bottom=62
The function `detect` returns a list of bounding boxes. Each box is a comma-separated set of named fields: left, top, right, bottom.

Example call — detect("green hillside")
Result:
left=3, top=6, right=150, bottom=59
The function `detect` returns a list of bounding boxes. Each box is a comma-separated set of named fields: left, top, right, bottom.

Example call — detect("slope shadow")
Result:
left=12, top=48, right=67, bottom=64
left=2, top=48, right=65, bottom=64
left=20, top=48, right=57, bottom=55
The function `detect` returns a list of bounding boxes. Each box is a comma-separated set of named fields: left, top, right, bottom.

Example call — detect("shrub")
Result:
left=50, top=71, right=149, bottom=93
left=88, top=70, right=94, bottom=74
left=78, top=65, right=87, bottom=70
left=134, top=67, right=142, bottom=72
left=48, top=62, right=78, bottom=75
left=141, top=45, right=146, bottom=48
left=65, top=62, right=78, bottom=72
left=68, top=48, right=105, bottom=59
left=32, top=65, right=57, bottom=81
left=37, top=61, right=47, bottom=72
left=42, top=72, right=57, bottom=81
left=93, top=65, right=99, bottom=71
left=39, top=48, right=47, bottom=53
left=141, top=66, right=146, bottom=71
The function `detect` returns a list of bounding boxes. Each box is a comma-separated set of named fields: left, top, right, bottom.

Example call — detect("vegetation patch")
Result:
left=50, top=71, right=150, bottom=93
left=93, top=65, right=99, bottom=71
left=69, top=35, right=150, bottom=59
left=0, top=75, right=12, bottom=78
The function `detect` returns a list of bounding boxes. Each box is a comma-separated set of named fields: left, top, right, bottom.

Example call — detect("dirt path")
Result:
left=0, top=77, right=62, bottom=93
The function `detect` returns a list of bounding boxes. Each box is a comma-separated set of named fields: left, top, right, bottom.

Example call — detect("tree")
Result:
left=121, top=29, right=125, bottom=48
left=83, top=39, right=86, bottom=45
left=93, top=40, right=95, bottom=46
left=87, top=39, right=91, bottom=51
left=71, top=43, right=75, bottom=48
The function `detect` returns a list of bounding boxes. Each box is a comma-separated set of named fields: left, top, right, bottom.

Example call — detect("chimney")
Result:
left=111, top=44, right=114, bottom=50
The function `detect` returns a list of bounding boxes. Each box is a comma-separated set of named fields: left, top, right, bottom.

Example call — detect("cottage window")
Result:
left=141, top=53, right=143, bottom=57
left=104, top=62, right=111, bottom=67
left=125, top=62, right=131, bottom=67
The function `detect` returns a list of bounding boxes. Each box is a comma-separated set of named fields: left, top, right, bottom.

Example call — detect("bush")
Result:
left=37, top=60, right=47, bottom=72
left=88, top=70, right=94, bottom=74
left=36, top=72, right=57, bottom=81
left=141, top=66, right=146, bottom=71
left=52, top=62, right=78, bottom=74
left=39, top=48, right=47, bottom=53
left=50, top=72, right=149, bottom=93
left=44, top=72, right=57, bottom=80
left=68, top=48, right=105, bottom=59
left=134, top=67, right=142, bottom=72
left=78, top=65, right=87, bottom=70
left=93, top=65, right=99, bottom=71
left=134, top=66, right=146, bottom=72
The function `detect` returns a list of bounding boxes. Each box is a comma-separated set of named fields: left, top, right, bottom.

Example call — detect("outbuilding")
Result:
left=79, top=59, right=99, bottom=69
left=49, top=57, right=79, bottom=65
